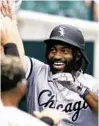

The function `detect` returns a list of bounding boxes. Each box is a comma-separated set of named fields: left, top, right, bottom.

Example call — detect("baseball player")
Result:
left=1, top=55, right=49, bottom=126
left=1, top=1, right=98, bottom=126
left=24, top=24, right=98, bottom=126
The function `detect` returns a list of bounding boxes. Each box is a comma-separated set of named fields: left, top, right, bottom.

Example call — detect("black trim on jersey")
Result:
left=27, top=57, right=33, bottom=80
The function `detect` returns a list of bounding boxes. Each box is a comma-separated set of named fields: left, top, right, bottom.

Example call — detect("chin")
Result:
left=52, top=67, right=72, bottom=74
left=52, top=68, right=65, bottom=74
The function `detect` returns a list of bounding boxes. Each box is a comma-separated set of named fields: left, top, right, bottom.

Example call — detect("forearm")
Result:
left=0, top=0, right=25, bottom=61
left=1, top=19, right=25, bottom=70
left=4, top=41, right=25, bottom=70
left=12, top=21, right=25, bottom=59
left=11, top=21, right=25, bottom=69
left=14, top=31, right=25, bottom=68
left=84, top=91, right=98, bottom=113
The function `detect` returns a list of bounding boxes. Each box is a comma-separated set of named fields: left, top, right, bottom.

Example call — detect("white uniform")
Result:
left=0, top=106, right=49, bottom=126
left=25, top=56, right=98, bottom=126
left=0, top=100, right=3, bottom=107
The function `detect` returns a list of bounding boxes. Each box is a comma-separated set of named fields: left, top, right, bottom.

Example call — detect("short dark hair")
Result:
left=1, top=55, right=25, bottom=92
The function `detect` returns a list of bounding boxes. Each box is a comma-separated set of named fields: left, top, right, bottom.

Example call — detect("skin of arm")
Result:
left=1, top=0, right=25, bottom=69
left=84, top=91, right=98, bottom=113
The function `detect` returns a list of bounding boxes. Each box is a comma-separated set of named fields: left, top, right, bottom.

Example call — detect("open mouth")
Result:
left=53, top=62, right=65, bottom=70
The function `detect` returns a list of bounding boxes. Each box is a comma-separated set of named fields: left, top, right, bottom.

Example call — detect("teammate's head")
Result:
left=1, top=55, right=26, bottom=106
left=44, top=24, right=89, bottom=74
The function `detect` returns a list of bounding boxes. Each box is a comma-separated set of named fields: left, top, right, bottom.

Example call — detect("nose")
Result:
left=54, top=51, right=62, bottom=60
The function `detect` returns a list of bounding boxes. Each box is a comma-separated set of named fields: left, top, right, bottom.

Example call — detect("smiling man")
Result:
left=25, top=24, right=98, bottom=126
left=44, top=25, right=89, bottom=74
left=46, top=43, right=72, bottom=71
left=46, top=43, right=76, bottom=73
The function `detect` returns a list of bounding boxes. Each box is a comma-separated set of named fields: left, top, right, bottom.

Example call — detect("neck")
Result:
left=1, top=92, right=20, bottom=107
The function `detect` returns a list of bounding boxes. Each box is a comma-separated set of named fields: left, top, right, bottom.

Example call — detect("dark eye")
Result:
left=61, top=49, right=69, bottom=54
left=50, top=48, right=56, bottom=53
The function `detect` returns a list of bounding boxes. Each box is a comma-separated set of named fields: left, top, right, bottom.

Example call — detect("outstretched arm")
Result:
left=1, top=0, right=25, bottom=68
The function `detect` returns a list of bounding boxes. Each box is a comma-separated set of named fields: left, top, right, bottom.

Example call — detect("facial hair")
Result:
left=47, top=58, right=74, bottom=74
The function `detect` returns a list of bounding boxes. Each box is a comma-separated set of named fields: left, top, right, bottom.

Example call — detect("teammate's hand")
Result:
left=0, top=0, right=19, bottom=45
left=0, top=0, right=15, bottom=45
left=33, top=108, right=70, bottom=125
left=0, top=0, right=25, bottom=70
left=1, top=0, right=16, bottom=20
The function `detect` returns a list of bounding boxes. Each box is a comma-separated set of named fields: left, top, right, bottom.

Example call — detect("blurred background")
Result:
left=17, top=0, right=99, bottom=78
left=21, top=0, right=98, bottom=21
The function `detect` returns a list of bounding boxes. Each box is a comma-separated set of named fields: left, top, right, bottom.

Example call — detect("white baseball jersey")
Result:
left=25, top=56, right=98, bottom=126
left=0, top=100, right=3, bottom=107
left=0, top=106, right=49, bottom=126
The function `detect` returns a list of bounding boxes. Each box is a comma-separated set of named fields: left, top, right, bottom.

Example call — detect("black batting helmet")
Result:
left=44, top=24, right=89, bottom=65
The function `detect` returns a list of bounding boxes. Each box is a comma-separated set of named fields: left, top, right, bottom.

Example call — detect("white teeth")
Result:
left=54, top=62, right=65, bottom=66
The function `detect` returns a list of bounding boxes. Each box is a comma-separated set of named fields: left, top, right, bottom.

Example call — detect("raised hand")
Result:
left=0, top=1, right=15, bottom=45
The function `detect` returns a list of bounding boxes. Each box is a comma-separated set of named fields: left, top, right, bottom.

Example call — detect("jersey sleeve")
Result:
left=92, top=79, right=99, bottom=96
left=84, top=74, right=99, bottom=96
left=24, top=56, right=46, bottom=80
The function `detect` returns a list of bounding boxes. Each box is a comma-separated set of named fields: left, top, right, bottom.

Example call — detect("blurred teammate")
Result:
left=1, top=55, right=49, bottom=126
left=1, top=0, right=98, bottom=126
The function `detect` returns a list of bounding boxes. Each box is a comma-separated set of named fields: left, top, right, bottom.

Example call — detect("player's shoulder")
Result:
left=3, top=106, right=28, bottom=117
left=78, top=72, right=99, bottom=88
left=25, top=55, right=48, bottom=67
left=83, top=73, right=98, bottom=83
left=77, top=72, right=99, bottom=96
left=0, top=100, right=3, bottom=107
left=3, top=107, right=48, bottom=126
left=25, top=56, right=49, bottom=79
left=12, top=108, right=48, bottom=126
